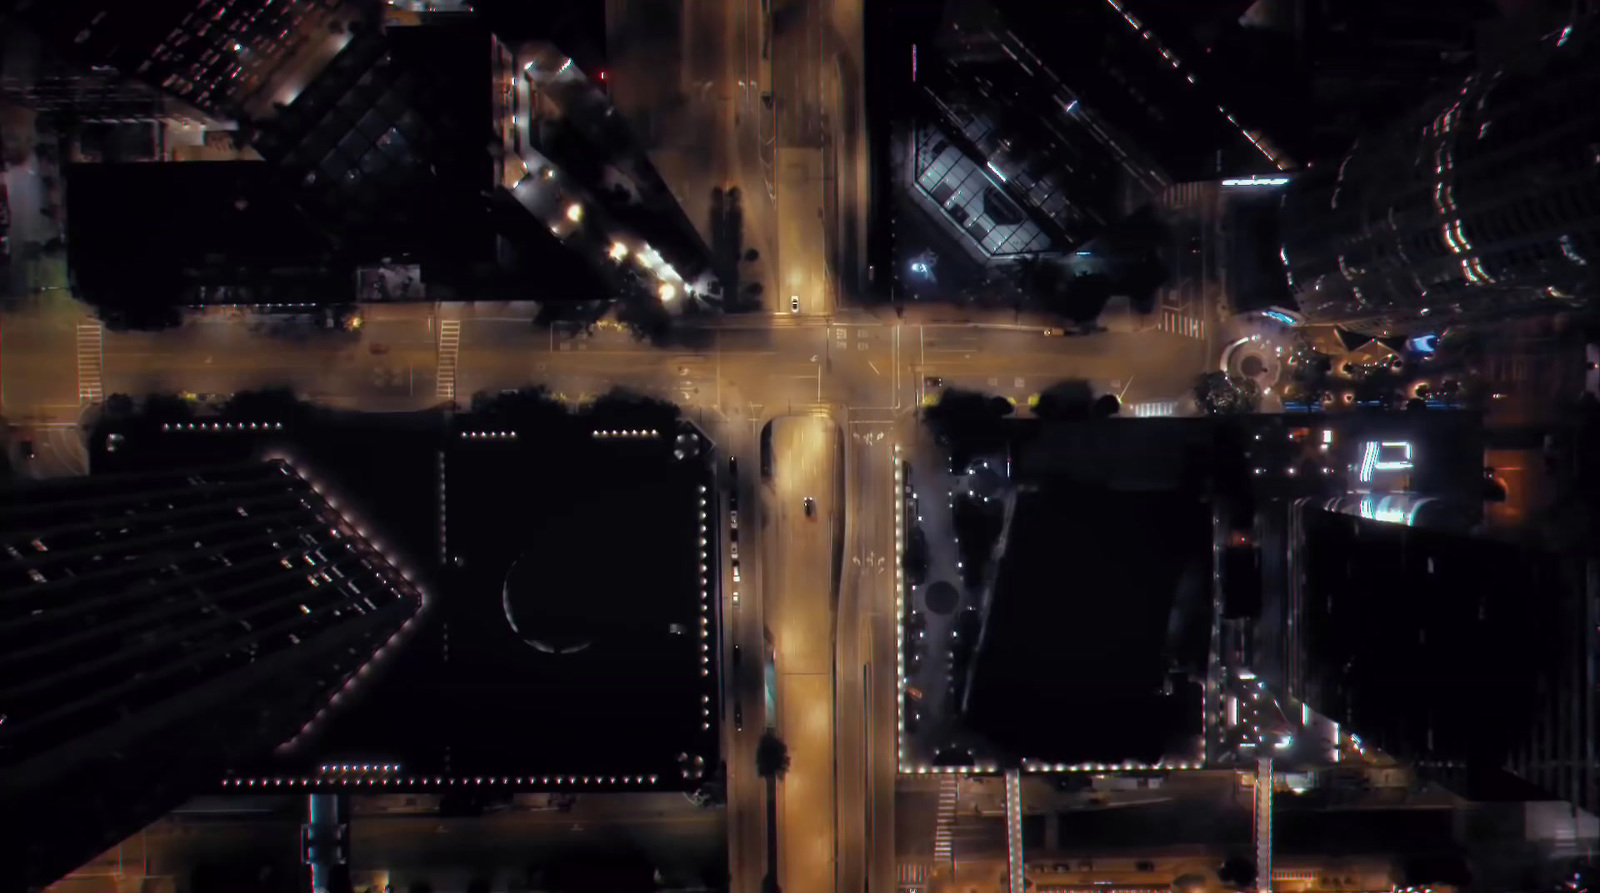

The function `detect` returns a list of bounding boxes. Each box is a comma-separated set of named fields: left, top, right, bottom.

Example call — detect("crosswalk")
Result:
left=436, top=319, right=460, bottom=402
left=1156, top=308, right=1205, bottom=339
left=76, top=322, right=103, bottom=404
left=1129, top=399, right=1180, bottom=417
left=898, top=862, right=931, bottom=890
left=1162, top=180, right=1212, bottom=211
left=933, top=776, right=958, bottom=864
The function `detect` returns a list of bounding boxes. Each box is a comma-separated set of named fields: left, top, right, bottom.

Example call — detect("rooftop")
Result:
left=88, top=392, right=719, bottom=789
left=966, top=482, right=1209, bottom=766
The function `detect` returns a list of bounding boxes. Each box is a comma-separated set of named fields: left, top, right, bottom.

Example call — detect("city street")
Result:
left=52, top=794, right=723, bottom=893
left=766, top=416, right=839, bottom=893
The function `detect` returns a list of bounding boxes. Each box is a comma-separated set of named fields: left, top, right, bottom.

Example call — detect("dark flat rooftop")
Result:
left=967, top=484, right=1208, bottom=765
left=90, top=393, right=718, bottom=789
left=1299, top=507, right=1568, bottom=770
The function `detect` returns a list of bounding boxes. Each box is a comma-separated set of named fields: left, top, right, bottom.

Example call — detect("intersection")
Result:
left=0, top=294, right=1214, bottom=893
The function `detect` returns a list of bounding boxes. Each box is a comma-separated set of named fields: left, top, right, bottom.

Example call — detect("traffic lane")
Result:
left=835, top=444, right=872, bottom=893
left=769, top=414, right=839, bottom=893
left=119, top=809, right=724, bottom=885
left=724, top=427, right=768, bottom=893
left=770, top=0, right=822, bottom=148
left=102, top=339, right=435, bottom=401
left=352, top=811, right=724, bottom=873
left=604, top=0, right=683, bottom=127
left=779, top=673, right=834, bottom=893
left=685, top=0, right=730, bottom=87
left=768, top=415, right=837, bottom=676
left=0, top=314, right=80, bottom=413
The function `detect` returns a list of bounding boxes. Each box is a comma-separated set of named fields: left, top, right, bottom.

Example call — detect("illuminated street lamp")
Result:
left=565, top=203, right=583, bottom=223
left=658, top=283, right=677, bottom=302
left=608, top=241, right=629, bottom=261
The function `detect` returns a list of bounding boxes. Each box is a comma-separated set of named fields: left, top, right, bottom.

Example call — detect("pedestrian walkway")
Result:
left=898, top=862, right=931, bottom=889
left=1162, top=180, right=1212, bottom=211
left=933, top=776, right=958, bottom=864
left=436, top=319, right=460, bottom=402
left=76, top=322, right=103, bottom=404
left=1156, top=308, right=1205, bottom=339
left=1129, top=399, right=1180, bottom=417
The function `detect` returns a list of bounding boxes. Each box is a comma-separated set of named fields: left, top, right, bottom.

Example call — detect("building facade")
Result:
left=0, top=459, right=423, bottom=893
left=1279, top=15, right=1600, bottom=335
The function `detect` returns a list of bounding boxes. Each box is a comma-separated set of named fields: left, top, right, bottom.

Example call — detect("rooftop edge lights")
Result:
left=263, top=454, right=429, bottom=755
left=224, top=773, right=663, bottom=788
left=1098, top=0, right=1290, bottom=171
left=162, top=422, right=285, bottom=431
left=591, top=429, right=661, bottom=438
left=893, top=449, right=907, bottom=770
left=1222, top=177, right=1291, bottom=187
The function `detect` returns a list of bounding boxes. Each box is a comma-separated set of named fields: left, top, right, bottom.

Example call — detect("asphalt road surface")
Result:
left=766, top=415, right=840, bottom=893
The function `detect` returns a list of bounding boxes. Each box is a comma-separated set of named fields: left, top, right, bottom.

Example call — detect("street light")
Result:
left=565, top=203, right=583, bottom=223
left=658, top=283, right=677, bottom=302
left=608, top=241, right=629, bottom=261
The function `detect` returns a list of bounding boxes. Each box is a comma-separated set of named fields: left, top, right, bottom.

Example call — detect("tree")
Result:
left=922, top=389, right=1013, bottom=465
left=755, top=732, right=790, bottom=780
left=1193, top=372, right=1261, bottom=415
left=1059, top=272, right=1113, bottom=325
left=1032, top=380, right=1094, bottom=421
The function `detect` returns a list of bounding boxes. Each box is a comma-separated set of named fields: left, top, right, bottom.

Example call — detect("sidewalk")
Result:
left=902, top=427, right=981, bottom=764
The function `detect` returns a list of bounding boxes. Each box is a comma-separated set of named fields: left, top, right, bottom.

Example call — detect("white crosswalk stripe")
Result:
left=436, top=319, right=461, bottom=402
left=898, top=862, right=931, bottom=889
left=1158, top=309, right=1205, bottom=339
left=76, top=322, right=103, bottom=404
left=933, top=776, right=958, bottom=863
left=1130, top=399, right=1180, bottom=417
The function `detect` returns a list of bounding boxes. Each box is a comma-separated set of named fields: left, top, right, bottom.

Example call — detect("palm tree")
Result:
left=755, top=731, right=790, bottom=779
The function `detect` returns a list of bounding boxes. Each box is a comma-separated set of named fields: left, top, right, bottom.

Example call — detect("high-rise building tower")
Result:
left=1278, top=16, right=1600, bottom=335
left=8, top=0, right=360, bottom=122
left=0, top=458, right=424, bottom=893
left=1286, top=500, right=1600, bottom=815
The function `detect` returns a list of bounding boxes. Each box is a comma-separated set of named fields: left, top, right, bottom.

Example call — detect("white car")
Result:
left=790, top=295, right=801, bottom=313
left=733, top=562, right=741, bottom=582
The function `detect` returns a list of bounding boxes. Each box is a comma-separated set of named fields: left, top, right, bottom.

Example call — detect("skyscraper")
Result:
left=1279, top=15, right=1600, bottom=335
left=8, top=0, right=361, bottom=122
left=0, top=458, right=424, bottom=893
left=1286, top=499, right=1600, bottom=815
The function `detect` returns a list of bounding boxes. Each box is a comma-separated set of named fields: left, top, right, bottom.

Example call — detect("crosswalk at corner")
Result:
left=435, top=319, right=461, bottom=401
left=76, top=322, right=104, bottom=404
left=1128, top=399, right=1180, bottom=417
left=898, top=862, right=931, bottom=890
left=1156, top=309, right=1205, bottom=339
